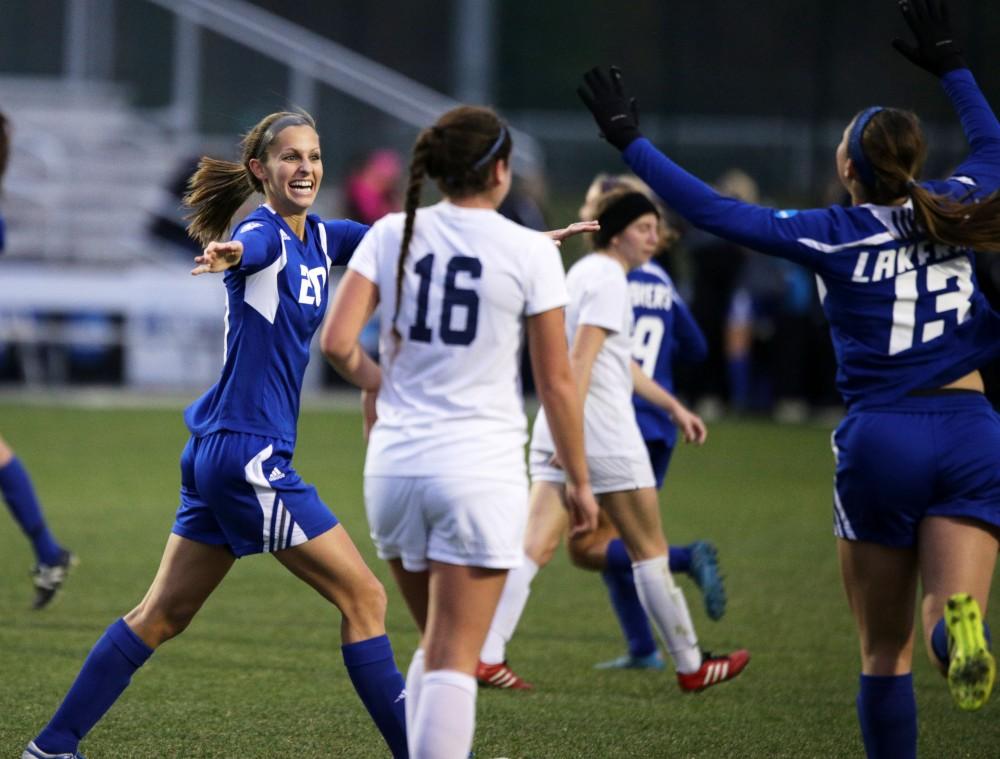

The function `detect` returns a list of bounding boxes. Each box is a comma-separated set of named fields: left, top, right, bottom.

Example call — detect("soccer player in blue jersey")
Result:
left=579, top=1, right=999, bottom=756
left=565, top=175, right=725, bottom=672
left=322, top=105, right=599, bottom=759
left=23, top=111, right=408, bottom=759
left=0, top=111, right=77, bottom=610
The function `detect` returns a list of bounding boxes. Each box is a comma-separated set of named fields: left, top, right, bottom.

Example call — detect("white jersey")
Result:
left=348, top=201, right=568, bottom=483
left=531, top=252, right=646, bottom=458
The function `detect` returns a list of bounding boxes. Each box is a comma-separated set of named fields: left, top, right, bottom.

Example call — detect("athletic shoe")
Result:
left=593, top=650, right=666, bottom=670
left=475, top=660, right=533, bottom=690
left=31, top=549, right=77, bottom=610
left=22, top=740, right=87, bottom=759
left=945, top=593, right=995, bottom=711
left=676, top=649, right=750, bottom=692
left=688, top=541, right=726, bottom=621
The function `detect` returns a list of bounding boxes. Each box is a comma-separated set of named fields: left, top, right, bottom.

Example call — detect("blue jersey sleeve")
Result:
left=671, top=298, right=707, bottom=363
left=323, top=219, right=370, bottom=266
left=937, top=69, right=1000, bottom=193
left=0, top=214, right=5, bottom=253
left=622, top=139, right=877, bottom=272
left=231, top=219, right=279, bottom=272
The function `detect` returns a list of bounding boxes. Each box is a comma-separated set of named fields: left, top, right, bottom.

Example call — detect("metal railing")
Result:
left=141, top=0, right=544, bottom=177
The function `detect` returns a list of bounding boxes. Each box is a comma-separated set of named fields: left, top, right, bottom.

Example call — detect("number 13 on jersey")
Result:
left=889, top=257, right=973, bottom=355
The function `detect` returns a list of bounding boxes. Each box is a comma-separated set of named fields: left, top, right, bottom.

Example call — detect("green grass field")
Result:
left=1, top=401, right=998, bottom=758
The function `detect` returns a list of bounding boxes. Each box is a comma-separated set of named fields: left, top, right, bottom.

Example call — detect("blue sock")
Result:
left=0, top=457, right=63, bottom=565
left=603, top=540, right=657, bottom=658
left=932, top=616, right=993, bottom=667
left=669, top=545, right=692, bottom=574
left=856, top=673, right=916, bottom=759
left=342, top=634, right=407, bottom=758
left=35, top=618, right=153, bottom=754
left=608, top=537, right=691, bottom=575
left=728, top=356, right=752, bottom=410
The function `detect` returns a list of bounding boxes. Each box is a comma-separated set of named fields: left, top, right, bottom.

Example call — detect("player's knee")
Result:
left=339, top=574, right=388, bottom=630
left=567, top=535, right=606, bottom=571
left=126, top=600, right=200, bottom=646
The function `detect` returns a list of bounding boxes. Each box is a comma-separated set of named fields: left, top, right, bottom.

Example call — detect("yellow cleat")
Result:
left=946, top=593, right=995, bottom=711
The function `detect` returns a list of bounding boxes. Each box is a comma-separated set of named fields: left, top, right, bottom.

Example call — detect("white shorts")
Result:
left=529, top=449, right=656, bottom=495
left=363, top=476, right=528, bottom=572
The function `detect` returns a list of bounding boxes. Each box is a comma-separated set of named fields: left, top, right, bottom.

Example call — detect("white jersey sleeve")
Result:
left=524, top=239, right=569, bottom=316
left=346, top=219, right=382, bottom=284
left=576, top=259, right=628, bottom=334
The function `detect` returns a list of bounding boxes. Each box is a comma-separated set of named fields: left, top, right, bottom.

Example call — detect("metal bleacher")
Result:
left=0, top=75, right=183, bottom=264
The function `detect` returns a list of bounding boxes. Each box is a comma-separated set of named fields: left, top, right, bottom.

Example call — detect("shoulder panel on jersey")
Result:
left=315, top=218, right=331, bottom=270
left=244, top=231, right=289, bottom=324
left=636, top=261, right=672, bottom=286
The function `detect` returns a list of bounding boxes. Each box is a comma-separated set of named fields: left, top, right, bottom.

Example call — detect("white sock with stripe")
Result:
left=480, top=556, right=538, bottom=665
left=410, top=669, right=477, bottom=759
left=632, top=555, right=702, bottom=674
left=405, top=647, right=425, bottom=755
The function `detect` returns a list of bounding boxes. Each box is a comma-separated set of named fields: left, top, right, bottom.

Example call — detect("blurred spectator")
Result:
left=344, top=148, right=403, bottom=225
left=149, top=154, right=203, bottom=256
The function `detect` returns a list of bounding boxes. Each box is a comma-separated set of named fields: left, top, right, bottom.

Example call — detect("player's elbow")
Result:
left=320, top=327, right=355, bottom=367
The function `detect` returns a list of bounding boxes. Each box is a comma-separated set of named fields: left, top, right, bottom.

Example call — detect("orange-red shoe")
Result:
left=676, top=649, right=750, bottom=692
left=476, top=660, right=534, bottom=690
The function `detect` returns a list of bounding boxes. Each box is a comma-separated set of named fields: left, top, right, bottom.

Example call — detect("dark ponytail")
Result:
left=856, top=107, right=1000, bottom=252
left=390, top=105, right=512, bottom=341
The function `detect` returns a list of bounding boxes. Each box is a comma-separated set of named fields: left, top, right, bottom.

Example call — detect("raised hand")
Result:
left=545, top=220, right=601, bottom=247
left=191, top=240, right=243, bottom=275
left=892, top=0, right=965, bottom=77
left=577, top=66, right=643, bottom=151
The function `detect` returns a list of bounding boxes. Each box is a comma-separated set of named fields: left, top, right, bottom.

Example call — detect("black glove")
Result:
left=577, top=66, right=643, bottom=151
left=892, top=0, right=966, bottom=77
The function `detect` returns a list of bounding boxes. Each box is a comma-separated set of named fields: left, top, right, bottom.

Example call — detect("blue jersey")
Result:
left=623, top=69, right=1000, bottom=410
left=185, top=204, right=368, bottom=443
left=629, top=261, right=707, bottom=445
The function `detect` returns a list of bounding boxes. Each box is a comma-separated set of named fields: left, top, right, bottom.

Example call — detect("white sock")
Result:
left=479, top=556, right=539, bottom=665
left=410, top=669, right=477, bottom=759
left=405, top=647, right=425, bottom=753
left=632, top=555, right=702, bottom=673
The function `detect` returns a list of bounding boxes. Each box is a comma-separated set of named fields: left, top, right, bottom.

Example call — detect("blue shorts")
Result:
left=645, top=438, right=674, bottom=490
left=172, top=432, right=338, bottom=557
left=832, top=392, right=1000, bottom=548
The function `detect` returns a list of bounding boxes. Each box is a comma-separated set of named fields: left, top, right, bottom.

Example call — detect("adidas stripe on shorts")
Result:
left=173, top=432, right=338, bottom=557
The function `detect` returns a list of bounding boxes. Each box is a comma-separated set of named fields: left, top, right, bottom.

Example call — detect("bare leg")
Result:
left=273, top=523, right=387, bottom=644
left=837, top=538, right=918, bottom=675
left=599, top=487, right=668, bottom=560
left=567, top=509, right=619, bottom=570
left=918, top=516, right=998, bottom=673
left=275, top=524, right=406, bottom=758
left=410, top=560, right=507, bottom=759
left=124, top=533, right=236, bottom=647
left=523, top=480, right=569, bottom=567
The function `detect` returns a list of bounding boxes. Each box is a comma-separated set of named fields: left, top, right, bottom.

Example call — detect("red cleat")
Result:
left=476, top=660, right=534, bottom=690
left=676, top=649, right=750, bottom=692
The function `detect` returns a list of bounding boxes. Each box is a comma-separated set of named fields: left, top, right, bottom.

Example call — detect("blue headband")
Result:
left=848, top=106, right=884, bottom=189
left=472, top=125, right=508, bottom=170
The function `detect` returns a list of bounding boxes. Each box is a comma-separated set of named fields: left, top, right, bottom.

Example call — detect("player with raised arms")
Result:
left=321, top=104, right=599, bottom=759
left=579, top=1, right=999, bottom=755
left=23, top=111, right=408, bottom=759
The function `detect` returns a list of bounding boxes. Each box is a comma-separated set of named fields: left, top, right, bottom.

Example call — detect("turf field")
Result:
left=1, top=400, right=998, bottom=758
